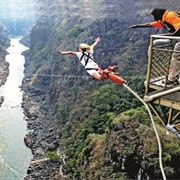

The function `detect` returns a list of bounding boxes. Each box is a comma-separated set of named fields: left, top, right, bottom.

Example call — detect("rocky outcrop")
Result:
left=0, top=96, right=4, bottom=106
left=0, top=24, right=10, bottom=91
left=22, top=81, right=62, bottom=178
left=0, top=42, right=9, bottom=109
left=24, top=159, right=61, bottom=180
left=0, top=46, right=9, bottom=87
left=0, top=24, right=10, bottom=47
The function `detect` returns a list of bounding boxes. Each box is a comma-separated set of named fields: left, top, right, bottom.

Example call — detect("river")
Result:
left=0, top=38, right=32, bottom=180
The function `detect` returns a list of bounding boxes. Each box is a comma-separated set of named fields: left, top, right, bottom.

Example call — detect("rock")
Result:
left=22, top=81, right=61, bottom=178
left=24, top=133, right=33, bottom=148
left=0, top=96, right=4, bottom=107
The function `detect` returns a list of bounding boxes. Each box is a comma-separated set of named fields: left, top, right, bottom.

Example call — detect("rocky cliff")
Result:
left=0, top=24, right=10, bottom=106
left=0, top=45, right=9, bottom=86
left=22, top=0, right=180, bottom=179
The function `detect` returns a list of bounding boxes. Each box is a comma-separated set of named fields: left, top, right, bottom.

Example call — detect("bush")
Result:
left=46, top=151, right=60, bottom=161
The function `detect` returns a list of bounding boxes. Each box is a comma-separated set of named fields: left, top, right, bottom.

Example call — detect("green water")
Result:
left=0, top=38, right=32, bottom=180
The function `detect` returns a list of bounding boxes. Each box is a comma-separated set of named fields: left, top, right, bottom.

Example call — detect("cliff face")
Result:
left=23, top=0, right=180, bottom=179
left=0, top=24, right=10, bottom=47
left=0, top=46, right=8, bottom=87
left=0, top=24, right=9, bottom=89
left=0, top=26, right=9, bottom=107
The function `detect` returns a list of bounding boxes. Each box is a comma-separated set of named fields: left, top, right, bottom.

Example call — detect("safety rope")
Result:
left=123, top=83, right=167, bottom=180
left=27, top=73, right=146, bottom=80
left=33, top=74, right=89, bottom=78
left=0, top=158, right=25, bottom=178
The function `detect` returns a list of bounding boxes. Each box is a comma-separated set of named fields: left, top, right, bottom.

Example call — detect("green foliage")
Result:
left=67, top=24, right=85, bottom=38
left=116, top=107, right=151, bottom=126
left=64, top=158, right=77, bottom=173
left=59, top=77, right=149, bottom=178
left=110, top=172, right=128, bottom=180
left=64, top=112, right=115, bottom=176
left=57, top=108, right=69, bottom=122
left=106, top=30, right=116, bottom=36
left=91, top=79, right=145, bottom=115
left=46, top=152, right=60, bottom=161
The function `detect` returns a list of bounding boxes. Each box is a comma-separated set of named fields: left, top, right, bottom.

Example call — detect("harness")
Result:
left=80, top=52, right=100, bottom=71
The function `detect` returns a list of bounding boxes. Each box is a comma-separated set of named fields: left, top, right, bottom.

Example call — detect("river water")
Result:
left=0, top=38, right=32, bottom=180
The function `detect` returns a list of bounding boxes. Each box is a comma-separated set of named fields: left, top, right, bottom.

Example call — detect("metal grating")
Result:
left=145, top=35, right=180, bottom=99
left=150, top=48, right=171, bottom=83
left=144, top=35, right=180, bottom=136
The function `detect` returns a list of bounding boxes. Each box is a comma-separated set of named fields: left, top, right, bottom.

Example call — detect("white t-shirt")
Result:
left=76, top=50, right=99, bottom=70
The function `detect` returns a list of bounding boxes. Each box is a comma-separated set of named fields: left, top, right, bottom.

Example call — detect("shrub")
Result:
left=46, top=151, right=60, bottom=161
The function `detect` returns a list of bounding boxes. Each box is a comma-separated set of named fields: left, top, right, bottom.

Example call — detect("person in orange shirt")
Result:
left=129, top=8, right=180, bottom=36
left=130, top=8, right=180, bottom=85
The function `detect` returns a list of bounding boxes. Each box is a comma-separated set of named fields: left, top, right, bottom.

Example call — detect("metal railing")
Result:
left=145, top=35, right=180, bottom=94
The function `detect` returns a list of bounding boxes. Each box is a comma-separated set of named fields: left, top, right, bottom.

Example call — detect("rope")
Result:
left=0, top=158, right=25, bottom=178
left=122, top=83, right=167, bottom=180
left=27, top=73, right=146, bottom=80
left=35, top=74, right=89, bottom=78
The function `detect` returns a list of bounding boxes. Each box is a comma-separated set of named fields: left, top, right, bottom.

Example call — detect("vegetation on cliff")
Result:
left=23, top=0, right=180, bottom=179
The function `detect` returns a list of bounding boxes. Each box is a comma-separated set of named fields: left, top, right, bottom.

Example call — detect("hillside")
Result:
left=22, top=0, right=180, bottom=179
left=0, top=24, right=9, bottom=88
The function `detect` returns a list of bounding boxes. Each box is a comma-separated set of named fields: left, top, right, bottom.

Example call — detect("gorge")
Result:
left=0, top=0, right=180, bottom=179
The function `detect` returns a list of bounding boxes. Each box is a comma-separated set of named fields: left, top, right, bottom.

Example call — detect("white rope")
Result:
left=0, top=158, right=25, bottom=178
left=123, top=83, right=167, bottom=180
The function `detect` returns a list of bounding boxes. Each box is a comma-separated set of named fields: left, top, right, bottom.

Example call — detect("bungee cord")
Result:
left=123, top=83, right=166, bottom=180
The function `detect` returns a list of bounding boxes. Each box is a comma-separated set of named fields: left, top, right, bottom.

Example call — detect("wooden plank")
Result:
left=31, top=158, right=50, bottom=164
left=152, top=98, right=180, bottom=110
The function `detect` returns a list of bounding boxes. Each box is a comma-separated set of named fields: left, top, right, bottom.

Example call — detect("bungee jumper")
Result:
left=59, top=37, right=125, bottom=85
